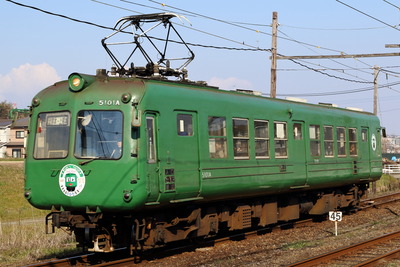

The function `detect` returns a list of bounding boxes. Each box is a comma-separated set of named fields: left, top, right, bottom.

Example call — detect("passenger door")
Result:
left=170, top=111, right=201, bottom=200
left=144, top=114, right=160, bottom=203
left=360, top=127, right=371, bottom=175
left=292, top=121, right=308, bottom=186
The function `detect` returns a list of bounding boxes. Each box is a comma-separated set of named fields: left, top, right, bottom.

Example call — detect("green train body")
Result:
left=25, top=71, right=383, bottom=252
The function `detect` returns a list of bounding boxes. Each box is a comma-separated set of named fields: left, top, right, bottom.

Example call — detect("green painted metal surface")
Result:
left=25, top=74, right=383, bottom=212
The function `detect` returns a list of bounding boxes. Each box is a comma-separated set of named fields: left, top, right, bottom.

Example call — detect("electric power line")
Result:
left=5, top=0, right=395, bottom=85
left=276, top=81, right=400, bottom=97
left=336, top=0, right=400, bottom=31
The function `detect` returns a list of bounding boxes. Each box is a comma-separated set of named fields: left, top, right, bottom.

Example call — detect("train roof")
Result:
left=34, top=70, right=376, bottom=119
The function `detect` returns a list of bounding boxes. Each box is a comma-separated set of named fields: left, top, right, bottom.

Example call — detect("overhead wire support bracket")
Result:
left=101, top=12, right=195, bottom=79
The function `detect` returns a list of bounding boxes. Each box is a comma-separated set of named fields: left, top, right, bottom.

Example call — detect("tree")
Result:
left=0, top=101, right=14, bottom=119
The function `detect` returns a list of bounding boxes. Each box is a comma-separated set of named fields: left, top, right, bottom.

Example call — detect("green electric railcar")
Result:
left=25, top=71, right=383, bottom=253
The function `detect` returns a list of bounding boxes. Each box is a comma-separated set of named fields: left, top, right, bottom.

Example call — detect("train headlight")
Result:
left=68, top=73, right=95, bottom=92
left=72, top=77, right=81, bottom=87
left=68, top=73, right=85, bottom=91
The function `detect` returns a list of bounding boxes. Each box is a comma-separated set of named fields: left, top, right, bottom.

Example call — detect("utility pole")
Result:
left=270, top=11, right=278, bottom=98
left=372, top=65, right=380, bottom=195
left=373, top=65, right=379, bottom=116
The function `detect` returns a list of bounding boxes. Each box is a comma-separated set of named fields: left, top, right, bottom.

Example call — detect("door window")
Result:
left=177, top=114, right=193, bottom=136
left=146, top=116, right=157, bottom=163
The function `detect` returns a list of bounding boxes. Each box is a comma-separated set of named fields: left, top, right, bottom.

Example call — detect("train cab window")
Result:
left=349, top=128, right=358, bottom=156
left=337, top=127, right=346, bottom=157
left=208, top=116, right=227, bottom=159
left=274, top=122, right=288, bottom=158
left=324, top=126, right=334, bottom=157
left=255, top=120, right=269, bottom=159
left=309, top=125, right=321, bottom=156
left=293, top=123, right=303, bottom=140
left=177, top=114, right=193, bottom=136
left=233, top=118, right=249, bottom=159
left=75, top=110, right=123, bottom=159
left=34, top=112, right=70, bottom=159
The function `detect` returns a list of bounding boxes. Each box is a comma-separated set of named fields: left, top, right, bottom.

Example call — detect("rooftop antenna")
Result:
left=102, top=13, right=195, bottom=79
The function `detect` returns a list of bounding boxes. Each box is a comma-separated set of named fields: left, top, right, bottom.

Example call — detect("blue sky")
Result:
left=2, top=0, right=400, bottom=134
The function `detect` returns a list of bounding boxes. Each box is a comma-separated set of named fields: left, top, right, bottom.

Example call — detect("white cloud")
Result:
left=0, top=63, right=61, bottom=108
left=208, top=76, right=253, bottom=91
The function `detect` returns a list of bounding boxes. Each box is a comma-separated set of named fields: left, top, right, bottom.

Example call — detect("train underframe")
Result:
left=47, top=183, right=369, bottom=254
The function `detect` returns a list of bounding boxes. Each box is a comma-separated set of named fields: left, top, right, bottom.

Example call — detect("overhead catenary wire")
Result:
left=276, top=81, right=400, bottom=97
left=93, top=0, right=394, bottom=83
left=382, top=0, right=400, bottom=11
left=277, top=29, right=373, bottom=81
left=280, top=24, right=390, bottom=31
left=336, top=0, right=400, bottom=31
left=6, top=0, right=399, bottom=87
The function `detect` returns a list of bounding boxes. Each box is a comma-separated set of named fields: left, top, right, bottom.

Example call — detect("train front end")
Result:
left=24, top=71, right=146, bottom=251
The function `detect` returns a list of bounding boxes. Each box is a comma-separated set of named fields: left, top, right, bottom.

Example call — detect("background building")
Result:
left=0, top=117, right=28, bottom=158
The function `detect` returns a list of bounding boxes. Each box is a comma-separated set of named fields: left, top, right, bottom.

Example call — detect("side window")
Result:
left=337, top=127, right=346, bottom=157
left=309, top=125, right=321, bottom=156
left=177, top=114, right=193, bottom=136
left=233, top=118, right=249, bottom=159
left=208, top=117, right=227, bottom=159
left=255, top=120, right=269, bottom=159
left=146, top=116, right=157, bottom=163
left=293, top=123, right=303, bottom=140
left=274, top=122, right=288, bottom=158
left=349, top=128, right=357, bottom=156
left=324, top=126, right=334, bottom=157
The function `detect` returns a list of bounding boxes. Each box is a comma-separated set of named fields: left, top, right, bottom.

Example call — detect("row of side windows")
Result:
left=175, top=114, right=366, bottom=160
left=309, top=126, right=362, bottom=157
left=208, top=116, right=286, bottom=160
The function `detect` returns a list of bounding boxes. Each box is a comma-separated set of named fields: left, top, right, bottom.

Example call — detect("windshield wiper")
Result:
left=79, top=157, right=103, bottom=166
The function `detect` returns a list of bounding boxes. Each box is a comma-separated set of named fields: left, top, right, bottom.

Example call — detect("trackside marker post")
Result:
left=329, top=211, right=343, bottom=236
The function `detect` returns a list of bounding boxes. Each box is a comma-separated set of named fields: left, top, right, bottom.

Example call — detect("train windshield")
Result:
left=34, top=112, right=71, bottom=159
left=75, top=110, right=123, bottom=159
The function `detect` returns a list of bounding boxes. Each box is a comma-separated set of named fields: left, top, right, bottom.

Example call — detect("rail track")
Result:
left=360, top=191, right=400, bottom=209
left=287, top=230, right=400, bottom=266
left=26, top=192, right=400, bottom=267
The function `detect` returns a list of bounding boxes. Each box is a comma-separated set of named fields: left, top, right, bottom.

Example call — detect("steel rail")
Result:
left=287, top=230, right=400, bottom=266
left=354, top=247, right=400, bottom=267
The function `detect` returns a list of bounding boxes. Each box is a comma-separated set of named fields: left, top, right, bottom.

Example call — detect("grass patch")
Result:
left=0, top=221, right=77, bottom=266
left=0, top=158, right=24, bottom=162
left=0, top=164, right=47, bottom=222
left=0, top=163, right=77, bottom=266
left=375, top=174, right=400, bottom=193
left=282, top=240, right=319, bottom=250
